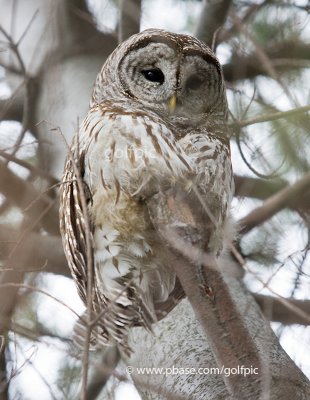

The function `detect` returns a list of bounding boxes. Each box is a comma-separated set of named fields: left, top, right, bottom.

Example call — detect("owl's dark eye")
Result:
left=186, top=75, right=204, bottom=91
left=141, top=68, right=165, bottom=84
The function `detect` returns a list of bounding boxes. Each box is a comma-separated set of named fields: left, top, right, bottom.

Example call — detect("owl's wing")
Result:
left=60, top=151, right=112, bottom=348
left=60, top=150, right=93, bottom=304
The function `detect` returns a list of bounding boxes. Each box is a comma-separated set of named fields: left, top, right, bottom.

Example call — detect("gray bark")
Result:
left=126, top=276, right=310, bottom=400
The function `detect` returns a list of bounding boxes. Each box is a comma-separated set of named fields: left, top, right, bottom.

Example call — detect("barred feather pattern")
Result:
left=59, top=29, right=234, bottom=354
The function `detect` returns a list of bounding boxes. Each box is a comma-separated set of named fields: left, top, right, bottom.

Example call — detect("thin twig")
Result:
left=229, top=104, right=310, bottom=129
left=0, top=336, right=4, bottom=355
left=0, top=25, right=26, bottom=74
left=16, top=9, right=39, bottom=47
left=0, top=283, right=81, bottom=320
left=231, top=10, right=295, bottom=104
left=0, top=149, right=58, bottom=184
left=234, top=125, right=283, bottom=179
left=219, top=0, right=271, bottom=44
left=0, top=24, right=33, bottom=161
left=14, top=340, right=59, bottom=400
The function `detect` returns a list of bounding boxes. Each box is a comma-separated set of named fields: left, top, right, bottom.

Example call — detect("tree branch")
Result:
left=195, top=0, right=232, bottom=47
left=234, top=175, right=310, bottom=215
left=0, top=161, right=59, bottom=235
left=118, top=0, right=142, bottom=43
left=238, top=171, right=310, bottom=235
left=0, top=225, right=68, bottom=277
left=86, top=347, right=120, bottom=400
left=0, top=150, right=58, bottom=184
left=219, top=0, right=272, bottom=45
left=229, top=104, right=310, bottom=129
left=0, top=92, right=24, bottom=123
left=255, top=294, right=310, bottom=326
left=223, top=41, right=310, bottom=82
left=234, top=175, right=286, bottom=200
left=0, top=25, right=37, bottom=158
left=62, top=0, right=113, bottom=52
left=169, top=256, right=263, bottom=397
left=146, top=188, right=264, bottom=397
left=127, top=281, right=310, bottom=399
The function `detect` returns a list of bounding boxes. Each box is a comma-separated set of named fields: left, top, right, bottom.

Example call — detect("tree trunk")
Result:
left=125, top=275, right=310, bottom=399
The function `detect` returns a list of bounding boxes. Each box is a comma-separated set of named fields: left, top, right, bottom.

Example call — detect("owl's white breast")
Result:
left=77, top=102, right=232, bottom=312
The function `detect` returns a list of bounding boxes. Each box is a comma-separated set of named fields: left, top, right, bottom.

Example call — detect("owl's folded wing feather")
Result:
left=60, top=153, right=92, bottom=304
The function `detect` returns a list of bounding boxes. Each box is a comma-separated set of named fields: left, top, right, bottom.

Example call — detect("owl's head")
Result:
left=92, top=29, right=227, bottom=127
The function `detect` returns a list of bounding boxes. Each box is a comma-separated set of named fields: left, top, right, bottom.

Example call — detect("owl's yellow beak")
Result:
left=168, top=94, right=177, bottom=113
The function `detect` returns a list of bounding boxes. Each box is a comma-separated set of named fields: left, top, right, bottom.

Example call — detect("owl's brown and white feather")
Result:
left=59, top=29, right=234, bottom=354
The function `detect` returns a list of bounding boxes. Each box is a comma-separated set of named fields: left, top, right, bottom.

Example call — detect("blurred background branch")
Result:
left=195, top=0, right=232, bottom=48
left=118, top=0, right=142, bottom=42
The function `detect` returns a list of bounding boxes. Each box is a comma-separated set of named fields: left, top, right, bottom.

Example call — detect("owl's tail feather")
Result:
left=71, top=294, right=155, bottom=356
left=71, top=311, right=110, bottom=352
left=102, top=295, right=155, bottom=355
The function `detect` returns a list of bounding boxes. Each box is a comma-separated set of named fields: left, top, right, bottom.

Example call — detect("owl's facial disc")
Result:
left=119, top=42, right=177, bottom=102
left=118, top=41, right=221, bottom=121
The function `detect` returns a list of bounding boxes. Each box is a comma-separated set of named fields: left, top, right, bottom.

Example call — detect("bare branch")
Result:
left=271, top=58, right=310, bottom=68
left=0, top=283, right=80, bottom=321
left=231, top=10, right=296, bottom=104
left=229, top=104, right=310, bottom=129
left=0, top=89, right=24, bottom=122
left=219, top=0, right=272, bottom=45
left=169, top=255, right=265, bottom=397
left=118, top=0, right=142, bottom=43
left=147, top=188, right=264, bottom=397
left=255, top=294, right=310, bottom=326
left=86, top=347, right=120, bottom=400
left=9, top=321, right=70, bottom=343
left=239, top=171, right=310, bottom=235
left=0, top=25, right=37, bottom=161
left=0, top=225, right=68, bottom=277
left=223, top=40, right=310, bottom=82
left=195, top=0, right=232, bottom=47
left=0, top=160, right=59, bottom=234
left=234, top=175, right=310, bottom=215
left=0, top=26, right=26, bottom=75
left=0, top=149, right=58, bottom=184
left=234, top=175, right=286, bottom=200
left=63, top=0, right=102, bottom=38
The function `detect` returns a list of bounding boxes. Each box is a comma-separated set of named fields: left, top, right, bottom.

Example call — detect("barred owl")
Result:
left=59, top=29, right=233, bottom=354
